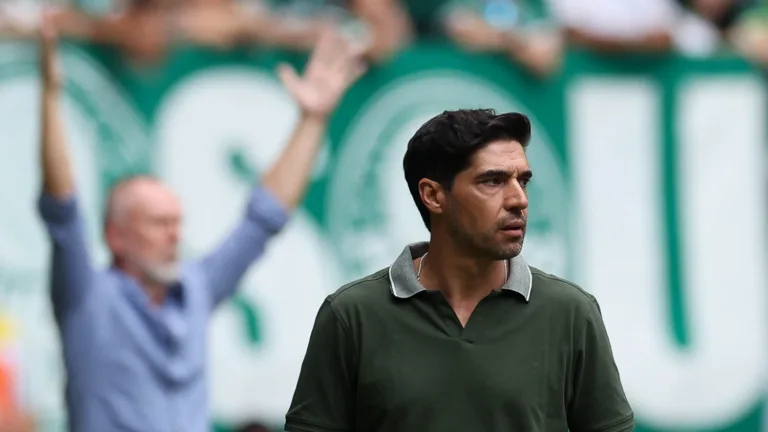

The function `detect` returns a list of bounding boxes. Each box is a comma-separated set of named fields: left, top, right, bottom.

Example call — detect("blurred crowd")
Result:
left=1, top=0, right=768, bottom=74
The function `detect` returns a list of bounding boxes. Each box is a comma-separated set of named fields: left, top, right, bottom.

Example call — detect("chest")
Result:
left=100, top=284, right=209, bottom=385
left=354, top=296, right=570, bottom=425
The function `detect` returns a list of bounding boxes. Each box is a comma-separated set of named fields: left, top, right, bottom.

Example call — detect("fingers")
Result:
left=276, top=62, right=301, bottom=98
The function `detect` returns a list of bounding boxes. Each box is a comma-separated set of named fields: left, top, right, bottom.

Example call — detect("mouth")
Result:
left=500, top=221, right=525, bottom=235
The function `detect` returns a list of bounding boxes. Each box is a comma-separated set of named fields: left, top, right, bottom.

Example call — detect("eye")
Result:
left=482, top=177, right=505, bottom=187
left=519, top=177, right=531, bottom=188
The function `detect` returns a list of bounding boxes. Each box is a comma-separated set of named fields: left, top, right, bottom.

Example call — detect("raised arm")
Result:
left=40, top=17, right=72, bottom=199
left=199, top=32, right=367, bottom=308
left=37, top=13, right=96, bottom=321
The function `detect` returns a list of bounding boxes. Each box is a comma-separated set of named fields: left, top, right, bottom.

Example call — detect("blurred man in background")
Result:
left=37, top=11, right=366, bottom=432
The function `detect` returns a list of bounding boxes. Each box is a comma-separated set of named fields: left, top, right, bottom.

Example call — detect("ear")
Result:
left=418, top=179, right=445, bottom=215
left=104, top=222, right=122, bottom=255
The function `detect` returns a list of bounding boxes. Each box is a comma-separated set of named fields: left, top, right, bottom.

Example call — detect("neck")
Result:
left=114, top=260, right=167, bottom=306
left=143, top=282, right=167, bottom=306
left=420, top=235, right=507, bottom=301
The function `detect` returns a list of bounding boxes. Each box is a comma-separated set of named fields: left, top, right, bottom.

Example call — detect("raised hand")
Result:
left=40, top=10, right=61, bottom=93
left=277, top=31, right=367, bottom=119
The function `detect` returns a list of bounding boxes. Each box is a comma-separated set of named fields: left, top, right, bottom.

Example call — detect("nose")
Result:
left=166, top=221, right=180, bottom=245
left=504, top=181, right=529, bottom=211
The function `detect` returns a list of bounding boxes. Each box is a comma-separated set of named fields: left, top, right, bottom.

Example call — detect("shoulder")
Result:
left=327, top=267, right=392, bottom=306
left=529, top=266, right=600, bottom=316
left=319, top=267, right=395, bottom=324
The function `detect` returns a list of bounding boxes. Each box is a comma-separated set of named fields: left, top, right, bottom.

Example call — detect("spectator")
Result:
left=0, top=0, right=90, bottom=40
left=174, top=0, right=335, bottom=52
left=36, top=11, right=367, bottom=432
left=0, top=0, right=106, bottom=41
left=345, top=0, right=413, bottom=61
left=546, top=0, right=722, bottom=55
left=730, top=3, right=768, bottom=65
left=343, top=0, right=562, bottom=75
left=265, top=0, right=413, bottom=62
left=442, top=0, right=562, bottom=76
left=685, top=0, right=768, bottom=65
left=683, top=0, right=755, bottom=32
left=0, top=0, right=337, bottom=64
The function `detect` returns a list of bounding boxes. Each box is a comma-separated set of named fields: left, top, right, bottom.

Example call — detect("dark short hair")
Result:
left=402, top=109, right=531, bottom=231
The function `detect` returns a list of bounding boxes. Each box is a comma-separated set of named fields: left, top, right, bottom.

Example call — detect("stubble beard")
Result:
left=446, top=207, right=525, bottom=261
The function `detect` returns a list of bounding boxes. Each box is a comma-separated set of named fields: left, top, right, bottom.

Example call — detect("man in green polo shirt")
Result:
left=285, top=109, right=634, bottom=432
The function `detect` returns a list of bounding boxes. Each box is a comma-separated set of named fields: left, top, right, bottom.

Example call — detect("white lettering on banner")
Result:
left=154, top=68, right=343, bottom=423
left=569, top=78, right=767, bottom=428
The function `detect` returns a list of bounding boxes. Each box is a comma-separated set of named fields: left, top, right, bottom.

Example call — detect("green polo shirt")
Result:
left=286, top=242, right=634, bottom=432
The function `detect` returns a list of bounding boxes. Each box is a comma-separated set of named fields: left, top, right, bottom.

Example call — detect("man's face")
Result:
left=442, top=139, right=531, bottom=260
left=110, top=181, right=182, bottom=285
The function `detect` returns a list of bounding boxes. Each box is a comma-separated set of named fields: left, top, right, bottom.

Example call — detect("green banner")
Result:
left=0, top=41, right=765, bottom=432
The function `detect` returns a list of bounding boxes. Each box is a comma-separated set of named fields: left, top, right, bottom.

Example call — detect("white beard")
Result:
left=134, top=257, right=180, bottom=286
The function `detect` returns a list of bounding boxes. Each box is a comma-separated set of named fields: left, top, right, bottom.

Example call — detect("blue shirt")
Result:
left=38, top=186, right=289, bottom=432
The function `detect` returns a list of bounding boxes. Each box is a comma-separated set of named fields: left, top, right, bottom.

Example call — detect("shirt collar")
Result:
left=387, top=242, right=532, bottom=301
left=110, top=266, right=186, bottom=307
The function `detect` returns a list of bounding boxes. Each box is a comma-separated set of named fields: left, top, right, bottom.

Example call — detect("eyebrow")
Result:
left=476, top=169, right=533, bottom=180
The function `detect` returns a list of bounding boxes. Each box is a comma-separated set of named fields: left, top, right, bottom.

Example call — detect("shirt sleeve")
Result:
left=38, top=193, right=96, bottom=320
left=285, top=298, right=356, bottom=432
left=196, top=185, right=289, bottom=309
left=567, top=297, right=635, bottom=432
